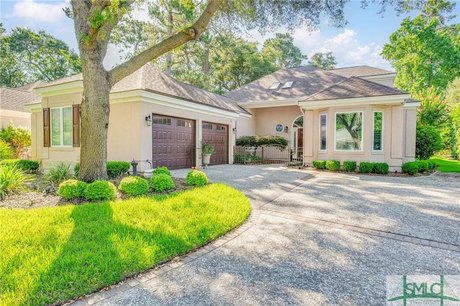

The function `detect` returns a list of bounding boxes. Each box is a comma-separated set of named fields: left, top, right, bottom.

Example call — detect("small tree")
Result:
left=0, top=125, right=31, bottom=158
left=416, top=124, right=443, bottom=159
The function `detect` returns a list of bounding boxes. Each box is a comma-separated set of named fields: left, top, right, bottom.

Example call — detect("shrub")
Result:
left=402, top=162, right=419, bottom=175
left=58, top=179, right=87, bottom=200
left=373, top=162, right=389, bottom=174
left=343, top=161, right=357, bottom=172
left=359, top=162, right=373, bottom=173
left=46, top=163, right=72, bottom=186
left=202, top=143, right=215, bottom=155
left=151, top=173, right=175, bottom=192
left=74, top=163, right=80, bottom=176
left=427, top=160, right=437, bottom=170
left=236, top=135, right=288, bottom=149
left=0, top=140, right=13, bottom=160
left=0, top=159, right=39, bottom=173
left=312, top=160, right=327, bottom=169
left=84, top=180, right=117, bottom=201
left=185, top=170, right=208, bottom=187
left=416, top=124, right=443, bottom=160
left=0, top=125, right=31, bottom=158
left=153, top=166, right=171, bottom=177
left=326, top=160, right=340, bottom=171
left=107, top=161, right=130, bottom=178
left=118, top=176, right=149, bottom=197
left=0, top=165, right=28, bottom=200
left=416, top=160, right=429, bottom=173
left=234, top=154, right=262, bottom=164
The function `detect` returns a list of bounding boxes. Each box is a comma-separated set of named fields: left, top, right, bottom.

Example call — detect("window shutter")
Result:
left=43, top=108, right=50, bottom=147
left=73, top=104, right=80, bottom=147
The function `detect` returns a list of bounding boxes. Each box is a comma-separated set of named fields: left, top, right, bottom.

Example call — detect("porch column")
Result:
left=303, top=110, right=314, bottom=165
left=196, top=119, right=202, bottom=167
left=228, top=119, right=236, bottom=164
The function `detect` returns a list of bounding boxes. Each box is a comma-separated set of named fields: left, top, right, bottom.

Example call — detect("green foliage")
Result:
left=234, top=153, right=262, bottom=164
left=84, top=181, right=117, bottom=201
left=445, top=77, right=460, bottom=159
left=185, top=170, right=208, bottom=187
left=236, top=135, right=288, bottom=149
left=153, top=166, right=171, bottom=177
left=0, top=184, right=250, bottom=306
left=0, top=140, right=13, bottom=160
left=359, top=162, right=374, bottom=173
left=326, top=160, right=340, bottom=171
left=0, top=159, right=39, bottom=173
left=74, top=163, right=80, bottom=177
left=58, top=179, right=87, bottom=200
left=373, top=162, right=390, bottom=174
left=0, top=125, right=31, bottom=158
left=118, top=176, right=149, bottom=197
left=416, top=125, right=443, bottom=159
left=416, top=160, right=430, bottom=172
left=0, top=165, right=28, bottom=200
left=309, top=52, right=337, bottom=69
left=46, top=163, right=72, bottom=186
left=0, top=27, right=81, bottom=87
left=151, top=173, right=175, bottom=192
left=106, top=161, right=130, bottom=178
left=431, top=156, right=460, bottom=172
left=202, top=143, right=215, bottom=155
left=312, top=160, right=327, bottom=169
left=343, top=161, right=357, bottom=172
left=261, top=33, right=307, bottom=69
left=402, top=162, right=420, bottom=175
left=417, top=87, right=448, bottom=127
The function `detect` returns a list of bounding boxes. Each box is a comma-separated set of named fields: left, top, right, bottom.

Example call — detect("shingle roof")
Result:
left=328, top=65, right=394, bottom=78
left=302, top=77, right=405, bottom=101
left=37, top=64, right=248, bottom=115
left=225, top=65, right=347, bottom=103
left=1, top=82, right=42, bottom=112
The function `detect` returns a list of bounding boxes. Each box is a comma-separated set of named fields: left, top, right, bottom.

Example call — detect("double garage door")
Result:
left=152, top=115, right=228, bottom=169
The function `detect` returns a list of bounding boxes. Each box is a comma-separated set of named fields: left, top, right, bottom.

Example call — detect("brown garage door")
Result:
left=202, top=122, right=228, bottom=165
left=152, top=115, right=195, bottom=170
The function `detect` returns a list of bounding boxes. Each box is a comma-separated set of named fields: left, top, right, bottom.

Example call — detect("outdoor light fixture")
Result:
left=284, top=126, right=289, bottom=133
left=232, top=127, right=237, bottom=133
left=145, top=115, right=152, bottom=126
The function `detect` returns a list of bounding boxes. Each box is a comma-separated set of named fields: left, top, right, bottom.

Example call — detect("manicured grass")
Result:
left=0, top=184, right=251, bottom=306
left=431, top=156, right=460, bottom=173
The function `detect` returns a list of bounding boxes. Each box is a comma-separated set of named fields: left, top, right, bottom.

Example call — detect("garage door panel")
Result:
left=202, top=122, right=228, bottom=166
left=152, top=115, right=195, bottom=170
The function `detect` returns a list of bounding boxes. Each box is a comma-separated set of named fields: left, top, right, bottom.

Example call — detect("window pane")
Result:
left=373, top=112, right=383, bottom=151
left=63, top=107, right=73, bottom=146
left=51, top=108, right=61, bottom=146
left=320, top=115, right=327, bottom=150
left=335, top=112, right=363, bottom=150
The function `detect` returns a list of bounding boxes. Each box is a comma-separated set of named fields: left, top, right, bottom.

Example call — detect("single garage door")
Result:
left=202, top=122, right=228, bottom=165
left=152, top=115, right=195, bottom=169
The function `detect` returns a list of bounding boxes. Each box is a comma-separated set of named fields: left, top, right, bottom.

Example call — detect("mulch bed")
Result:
left=0, top=177, right=192, bottom=210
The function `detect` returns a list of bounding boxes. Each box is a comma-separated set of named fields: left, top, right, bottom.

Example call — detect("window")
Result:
left=282, top=81, right=294, bottom=89
left=269, top=82, right=281, bottom=90
left=217, top=125, right=226, bottom=131
left=373, top=111, right=383, bottom=151
left=177, top=119, right=192, bottom=127
left=335, top=112, right=363, bottom=151
left=202, top=123, right=213, bottom=129
left=320, top=114, right=327, bottom=151
left=51, top=106, right=73, bottom=147
left=152, top=117, right=171, bottom=125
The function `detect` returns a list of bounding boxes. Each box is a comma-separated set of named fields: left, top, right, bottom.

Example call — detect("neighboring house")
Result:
left=28, top=64, right=418, bottom=171
left=227, top=65, right=419, bottom=170
left=0, top=81, right=41, bottom=130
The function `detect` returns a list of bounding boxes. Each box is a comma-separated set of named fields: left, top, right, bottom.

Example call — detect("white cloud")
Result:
left=12, top=0, right=68, bottom=23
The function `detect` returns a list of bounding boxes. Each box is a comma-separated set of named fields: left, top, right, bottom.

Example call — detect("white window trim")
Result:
left=50, top=106, right=73, bottom=148
left=372, top=111, right=384, bottom=152
left=334, top=111, right=364, bottom=152
left=319, top=113, right=327, bottom=152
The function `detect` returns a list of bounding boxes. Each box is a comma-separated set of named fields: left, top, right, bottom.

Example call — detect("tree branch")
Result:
left=109, top=0, right=221, bottom=85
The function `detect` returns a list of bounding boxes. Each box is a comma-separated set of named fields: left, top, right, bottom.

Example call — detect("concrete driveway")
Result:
left=76, top=165, right=460, bottom=306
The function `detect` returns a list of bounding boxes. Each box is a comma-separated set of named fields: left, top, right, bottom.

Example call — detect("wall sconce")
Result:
left=145, top=115, right=152, bottom=126
left=284, top=126, right=289, bottom=133
left=232, top=127, right=237, bottom=134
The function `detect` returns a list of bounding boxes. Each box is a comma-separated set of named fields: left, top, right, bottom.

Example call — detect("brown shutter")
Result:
left=43, top=108, right=50, bottom=147
left=73, top=104, right=80, bottom=147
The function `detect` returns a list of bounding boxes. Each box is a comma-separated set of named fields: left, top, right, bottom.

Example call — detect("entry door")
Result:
left=202, top=122, right=228, bottom=165
left=152, top=115, right=195, bottom=169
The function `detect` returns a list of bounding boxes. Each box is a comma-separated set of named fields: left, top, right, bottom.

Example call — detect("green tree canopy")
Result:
left=309, top=52, right=337, bottom=70
left=261, top=33, right=307, bottom=69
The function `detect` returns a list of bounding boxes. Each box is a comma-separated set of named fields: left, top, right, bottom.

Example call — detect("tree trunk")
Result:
left=78, top=51, right=110, bottom=181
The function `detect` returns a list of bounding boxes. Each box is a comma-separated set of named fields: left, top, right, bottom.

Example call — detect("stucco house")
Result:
left=27, top=64, right=418, bottom=171
left=1, top=81, right=41, bottom=130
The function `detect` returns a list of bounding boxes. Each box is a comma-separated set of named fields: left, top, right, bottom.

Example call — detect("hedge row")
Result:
left=312, top=160, right=389, bottom=174
left=402, top=160, right=436, bottom=175
left=58, top=167, right=208, bottom=201
left=0, top=159, right=39, bottom=172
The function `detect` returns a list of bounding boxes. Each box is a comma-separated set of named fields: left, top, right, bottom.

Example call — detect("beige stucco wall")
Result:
left=253, top=105, right=303, bottom=141
left=235, top=108, right=256, bottom=138
left=0, top=109, right=31, bottom=130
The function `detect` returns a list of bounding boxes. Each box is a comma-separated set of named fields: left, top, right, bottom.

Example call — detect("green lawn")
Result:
left=431, top=156, right=460, bottom=173
left=0, top=183, right=251, bottom=306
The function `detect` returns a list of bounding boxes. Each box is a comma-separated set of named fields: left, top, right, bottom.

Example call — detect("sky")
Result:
left=1, top=0, right=459, bottom=71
